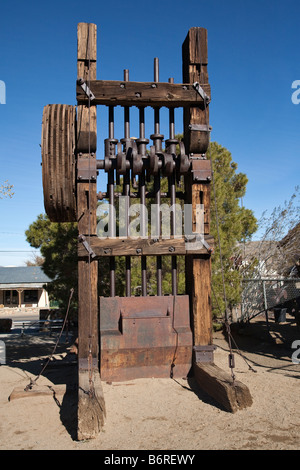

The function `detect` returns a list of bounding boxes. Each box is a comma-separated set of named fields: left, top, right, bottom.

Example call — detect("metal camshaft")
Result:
left=41, top=104, right=210, bottom=223
left=96, top=137, right=191, bottom=179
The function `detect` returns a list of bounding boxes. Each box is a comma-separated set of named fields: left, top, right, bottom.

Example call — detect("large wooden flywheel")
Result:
left=41, top=104, right=77, bottom=222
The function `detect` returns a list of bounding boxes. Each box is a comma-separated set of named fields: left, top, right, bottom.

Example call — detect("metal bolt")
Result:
left=182, top=85, right=187, bottom=90
left=151, top=83, right=157, bottom=88
left=136, top=248, right=142, bottom=254
left=120, top=83, right=125, bottom=88
left=135, top=92, right=141, bottom=98
left=169, top=246, right=175, bottom=252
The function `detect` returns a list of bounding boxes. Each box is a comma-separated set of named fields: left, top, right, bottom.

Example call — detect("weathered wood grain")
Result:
left=194, top=362, right=253, bottom=413
left=76, top=22, right=106, bottom=441
left=78, top=235, right=214, bottom=258
left=183, top=28, right=213, bottom=348
left=76, top=80, right=210, bottom=107
left=41, top=104, right=77, bottom=222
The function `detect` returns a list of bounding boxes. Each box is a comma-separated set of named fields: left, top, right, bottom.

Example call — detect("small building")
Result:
left=0, top=266, right=51, bottom=308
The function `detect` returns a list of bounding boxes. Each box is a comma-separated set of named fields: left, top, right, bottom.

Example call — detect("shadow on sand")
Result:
left=2, top=330, right=79, bottom=440
left=2, top=314, right=300, bottom=441
left=218, top=313, right=300, bottom=378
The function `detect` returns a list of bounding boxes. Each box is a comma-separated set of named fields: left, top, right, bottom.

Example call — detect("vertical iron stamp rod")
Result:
left=108, top=106, right=116, bottom=297
left=168, top=78, right=177, bottom=295
left=138, top=107, right=148, bottom=296
left=153, top=58, right=162, bottom=296
left=123, top=69, right=131, bottom=297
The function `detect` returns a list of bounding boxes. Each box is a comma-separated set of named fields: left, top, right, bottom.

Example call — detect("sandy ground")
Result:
left=0, top=313, right=300, bottom=451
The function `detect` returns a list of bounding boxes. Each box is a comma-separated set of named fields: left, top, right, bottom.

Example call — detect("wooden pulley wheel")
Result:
left=41, top=104, right=77, bottom=222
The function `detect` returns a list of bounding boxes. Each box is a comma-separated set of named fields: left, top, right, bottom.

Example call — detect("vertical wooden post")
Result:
left=182, top=28, right=213, bottom=349
left=77, top=22, right=105, bottom=440
left=182, top=29, right=252, bottom=412
left=17, top=289, right=23, bottom=308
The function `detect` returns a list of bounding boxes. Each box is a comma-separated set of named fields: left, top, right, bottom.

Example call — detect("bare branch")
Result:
left=0, top=180, right=14, bottom=199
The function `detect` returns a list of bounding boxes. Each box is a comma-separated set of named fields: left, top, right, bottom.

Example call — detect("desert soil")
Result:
left=0, top=313, right=300, bottom=451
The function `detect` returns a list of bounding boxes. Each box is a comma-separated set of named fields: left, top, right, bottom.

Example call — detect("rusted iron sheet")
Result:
left=191, top=158, right=212, bottom=183
left=99, top=295, right=192, bottom=381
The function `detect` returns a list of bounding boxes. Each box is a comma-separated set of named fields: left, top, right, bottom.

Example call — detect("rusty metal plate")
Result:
left=193, top=345, right=216, bottom=363
left=191, top=158, right=212, bottom=183
left=99, top=295, right=192, bottom=381
left=77, top=155, right=97, bottom=181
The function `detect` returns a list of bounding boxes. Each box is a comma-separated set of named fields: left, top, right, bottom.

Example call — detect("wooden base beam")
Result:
left=193, top=362, right=253, bottom=413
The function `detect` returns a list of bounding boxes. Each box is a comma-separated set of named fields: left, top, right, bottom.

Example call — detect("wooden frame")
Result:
left=41, top=23, right=252, bottom=440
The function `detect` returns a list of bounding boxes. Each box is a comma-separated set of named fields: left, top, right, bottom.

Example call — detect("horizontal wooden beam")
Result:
left=76, top=80, right=210, bottom=107
left=78, top=235, right=214, bottom=258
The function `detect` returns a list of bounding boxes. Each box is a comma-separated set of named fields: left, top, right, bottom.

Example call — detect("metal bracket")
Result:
left=78, top=357, right=98, bottom=371
left=78, top=235, right=97, bottom=259
left=77, top=155, right=97, bottom=181
left=193, top=82, right=211, bottom=104
left=77, top=78, right=95, bottom=101
left=188, top=124, right=212, bottom=132
left=196, top=235, right=213, bottom=253
left=191, top=158, right=212, bottom=183
left=193, top=345, right=216, bottom=363
left=186, top=234, right=213, bottom=254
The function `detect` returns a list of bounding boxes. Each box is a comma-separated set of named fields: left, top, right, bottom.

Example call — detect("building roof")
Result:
left=0, top=266, right=51, bottom=287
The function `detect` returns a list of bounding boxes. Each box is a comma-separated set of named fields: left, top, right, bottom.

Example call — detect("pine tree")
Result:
left=208, top=142, right=257, bottom=319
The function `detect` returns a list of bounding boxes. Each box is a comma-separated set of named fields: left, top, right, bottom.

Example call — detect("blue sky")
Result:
left=0, top=0, right=299, bottom=266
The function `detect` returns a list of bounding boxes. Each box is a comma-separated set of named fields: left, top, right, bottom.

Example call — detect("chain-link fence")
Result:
left=240, top=278, right=300, bottom=322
